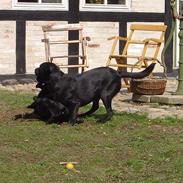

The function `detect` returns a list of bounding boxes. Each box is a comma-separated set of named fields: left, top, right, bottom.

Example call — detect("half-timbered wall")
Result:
left=0, top=0, right=172, bottom=75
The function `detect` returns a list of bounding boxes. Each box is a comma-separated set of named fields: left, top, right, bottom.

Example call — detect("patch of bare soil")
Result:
left=0, top=107, right=32, bottom=123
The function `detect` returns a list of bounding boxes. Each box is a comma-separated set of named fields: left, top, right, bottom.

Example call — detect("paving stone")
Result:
left=176, top=113, right=183, bottom=120
left=1, top=79, right=18, bottom=86
left=126, top=108, right=139, bottom=114
left=132, top=94, right=151, bottom=103
left=113, top=79, right=183, bottom=119
left=150, top=95, right=183, bottom=105
left=18, top=78, right=35, bottom=84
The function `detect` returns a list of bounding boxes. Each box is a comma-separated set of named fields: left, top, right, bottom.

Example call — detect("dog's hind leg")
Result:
left=99, top=96, right=113, bottom=123
left=68, top=101, right=81, bottom=125
left=78, top=99, right=100, bottom=117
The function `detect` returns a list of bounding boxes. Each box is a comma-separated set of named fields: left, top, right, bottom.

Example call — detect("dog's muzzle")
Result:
left=36, top=82, right=46, bottom=88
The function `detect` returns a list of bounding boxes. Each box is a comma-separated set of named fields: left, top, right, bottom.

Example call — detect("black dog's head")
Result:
left=35, top=62, right=64, bottom=89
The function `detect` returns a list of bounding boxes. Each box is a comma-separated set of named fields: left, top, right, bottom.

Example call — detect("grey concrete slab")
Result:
left=132, top=94, right=151, bottom=103
left=132, top=94, right=183, bottom=105
left=150, top=95, right=183, bottom=104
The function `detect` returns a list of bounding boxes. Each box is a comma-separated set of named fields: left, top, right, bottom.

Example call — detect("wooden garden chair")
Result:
left=42, top=23, right=90, bottom=73
left=107, top=24, right=167, bottom=90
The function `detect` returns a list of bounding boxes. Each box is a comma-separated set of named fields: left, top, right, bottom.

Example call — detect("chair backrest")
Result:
left=107, top=24, right=167, bottom=91
left=42, top=23, right=84, bottom=44
left=122, top=24, right=167, bottom=61
left=41, top=23, right=88, bottom=73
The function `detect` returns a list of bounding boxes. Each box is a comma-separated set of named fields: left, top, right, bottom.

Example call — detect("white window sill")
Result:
left=12, top=3, right=68, bottom=11
left=80, top=0, right=131, bottom=12
left=80, top=7, right=131, bottom=12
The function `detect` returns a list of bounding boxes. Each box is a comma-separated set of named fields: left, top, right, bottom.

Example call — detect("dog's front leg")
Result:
left=68, top=101, right=80, bottom=126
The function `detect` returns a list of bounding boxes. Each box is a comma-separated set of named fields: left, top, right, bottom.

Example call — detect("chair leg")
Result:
left=123, top=78, right=131, bottom=92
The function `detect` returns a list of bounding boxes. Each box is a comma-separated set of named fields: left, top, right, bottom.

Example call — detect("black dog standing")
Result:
left=35, top=62, right=155, bottom=125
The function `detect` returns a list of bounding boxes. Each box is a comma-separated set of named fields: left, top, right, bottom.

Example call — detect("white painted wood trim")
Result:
left=12, top=0, right=68, bottom=11
left=80, top=0, right=131, bottom=12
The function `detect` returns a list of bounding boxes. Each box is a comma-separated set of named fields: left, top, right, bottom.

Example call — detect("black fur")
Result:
left=35, top=62, right=155, bottom=125
left=27, top=97, right=69, bottom=123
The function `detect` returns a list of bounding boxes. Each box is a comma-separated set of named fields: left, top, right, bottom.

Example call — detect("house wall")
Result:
left=0, top=1, right=165, bottom=74
left=131, top=0, right=164, bottom=12
left=0, top=21, right=16, bottom=74
left=0, top=0, right=11, bottom=10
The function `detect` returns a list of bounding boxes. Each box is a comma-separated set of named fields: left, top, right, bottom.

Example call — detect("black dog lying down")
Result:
left=35, top=62, right=155, bottom=125
left=15, top=97, right=69, bottom=123
left=28, top=97, right=69, bottom=123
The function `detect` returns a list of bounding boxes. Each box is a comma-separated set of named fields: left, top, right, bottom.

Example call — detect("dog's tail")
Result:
left=118, top=63, right=156, bottom=79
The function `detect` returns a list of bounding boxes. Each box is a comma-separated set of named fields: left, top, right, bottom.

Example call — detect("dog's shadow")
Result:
left=14, top=112, right=63, bottom=125
left=81, top=113, right=111, bottom=124
left=14, top=112, right=84, bottom=125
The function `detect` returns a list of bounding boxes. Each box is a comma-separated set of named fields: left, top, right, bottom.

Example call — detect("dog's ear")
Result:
left=59, top=70, right=64, bottom=76
left=49, top=64, right=60, bottom=73
left=35, top=68, right=39, bottom=76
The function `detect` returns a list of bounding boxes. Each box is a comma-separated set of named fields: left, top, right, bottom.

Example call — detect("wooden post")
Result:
left=68, top=0, right=79, bottom=74
left=16, top=20, right=26, bottom=74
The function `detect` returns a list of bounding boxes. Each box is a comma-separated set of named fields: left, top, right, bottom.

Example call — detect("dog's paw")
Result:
left=27, top=104, right=33, bottom=109
left=76, top=118, right=84, bottom=124
left=97, top=116, right=112, bottom=123
left=97, top=118, right=107, bottom=123
left=14, top=114, right=23, bottom=120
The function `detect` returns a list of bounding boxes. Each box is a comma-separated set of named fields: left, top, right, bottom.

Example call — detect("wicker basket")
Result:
left=130, top=78, right=167, bottom=95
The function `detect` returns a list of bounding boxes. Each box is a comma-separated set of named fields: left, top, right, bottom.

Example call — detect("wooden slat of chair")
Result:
left=57, top=64, right=88, bottom=68
left=42, top=23, right=83, bottom=32
left=130, top=24, right=167, bottom=32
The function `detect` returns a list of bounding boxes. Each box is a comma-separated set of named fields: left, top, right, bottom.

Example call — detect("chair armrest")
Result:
left=143, top=38, right=163, bottom=44
left=107, top=36, right=127, bottom=41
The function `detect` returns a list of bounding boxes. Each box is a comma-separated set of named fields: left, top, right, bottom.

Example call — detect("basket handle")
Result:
left=155, top=59, right=167, bottom=79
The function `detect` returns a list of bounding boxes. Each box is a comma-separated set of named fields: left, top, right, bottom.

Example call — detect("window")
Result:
left=80, top=0, right=131, bottom=12
left=12, top=0, right=68, bottom=10
left=85, top=0, right=126, bottom=4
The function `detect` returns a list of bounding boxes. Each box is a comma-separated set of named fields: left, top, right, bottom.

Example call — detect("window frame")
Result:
left=12, top=0, right=68, bottom=11
left=80, top=0, right=131, bottom=12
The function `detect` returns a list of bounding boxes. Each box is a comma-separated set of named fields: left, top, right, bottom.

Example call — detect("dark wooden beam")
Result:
left=16, top=20, right=26, bottom=74
left=118, top=22, right=127, bottom=71
left=68, top=0, right=79, bottom=74
left=0, top=10, right=164, bottom=22
left=68, top=0, right=79, bottom=23
left=0, top=10, right=69, bottom=21
left=119, top=22, right=127, bottom=53
left=79, top=12, right=164, bottom=22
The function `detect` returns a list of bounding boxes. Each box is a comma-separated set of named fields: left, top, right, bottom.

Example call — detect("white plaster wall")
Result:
left=0, top=0, right=165, bottom=13
left=131, top=0, right=165, bottom=13
left=0, top=21, right=16, bottom=74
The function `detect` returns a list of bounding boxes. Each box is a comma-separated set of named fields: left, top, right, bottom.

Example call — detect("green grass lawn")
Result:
left=0, top=89, right=183, bottom=183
